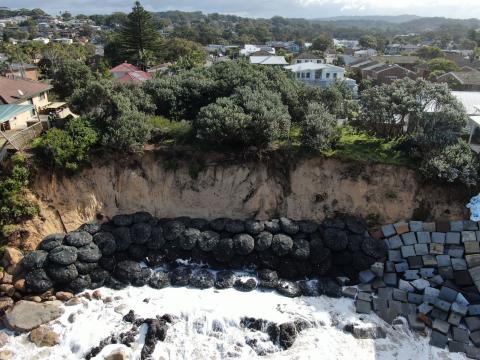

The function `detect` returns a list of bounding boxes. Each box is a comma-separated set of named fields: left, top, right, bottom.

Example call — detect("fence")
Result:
left=0, top=121, right=45, bottom=166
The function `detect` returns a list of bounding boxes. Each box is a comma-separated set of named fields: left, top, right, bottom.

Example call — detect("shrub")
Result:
left=35, top=117, right=98, bottom=172
left=300, top=103, right=340, bottom=152
left=53, top=59, right=95, bottom=99
left=420, top=140, right=479, bottom=187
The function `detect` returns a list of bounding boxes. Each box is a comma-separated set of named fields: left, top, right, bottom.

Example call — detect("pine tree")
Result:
left=120, top=1, right=158, bottom=69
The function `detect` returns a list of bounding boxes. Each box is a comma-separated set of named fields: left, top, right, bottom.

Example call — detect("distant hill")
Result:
left=318, top=15, right=421, bottom=24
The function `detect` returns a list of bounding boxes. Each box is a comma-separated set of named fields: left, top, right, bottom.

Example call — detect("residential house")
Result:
left=284, top=63, right=358, bottom=94
left=266, top=41, right=300, bottom=54
left=385, top=43, right=419, bottom=55
left=32, top=37, right=50, bottom=45
left=249, top=56, right=288, bottom=65
left=370, top=55, right=420, bottom=72
left=333, top=39, right=359, bottom=49
left=53, top=38, right=73, bottom=45
left=147, top=63, right=173, bottom=74
left=0, top=77, right=51, bottom=131
left=3, top=63, right=39, bottom=81
left=293, top=53, right=324, bottom=64
left=354, top=48, right=378, bottom=58
left=436, top=69, right=480, bottom=91
left=350, top=60, right=416, bottom=85
left=450, top=91, right=480, bottom=153
left=240, top=45, right=275, bottom=57
left=109, top=63, right=152, bottom=84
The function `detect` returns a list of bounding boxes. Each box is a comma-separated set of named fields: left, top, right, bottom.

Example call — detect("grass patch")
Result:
left=326, top=128, right=415, bottom=167
left=148, top=116, right=193, bottom=145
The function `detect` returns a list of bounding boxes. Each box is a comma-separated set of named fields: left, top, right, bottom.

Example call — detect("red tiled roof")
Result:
left=109, top=62, right=141, bottom=73
left=0, top=77, right=52, bottom=104
left=115, top=71, right=152, bottom=83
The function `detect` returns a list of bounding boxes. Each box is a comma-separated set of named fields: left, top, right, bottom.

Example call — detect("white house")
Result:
left=249, top=56, right=288, bottom=65
left=354, top=48, right=378, bottom=58
left=293, top=53, right=324, bottom=64
left=240, top=45, right=275, bottom=57
left=53, top=38, right=73, bottom=45
left=33, top=37, right=50, bottom=45
left=284, top=63, right=358, bottom=94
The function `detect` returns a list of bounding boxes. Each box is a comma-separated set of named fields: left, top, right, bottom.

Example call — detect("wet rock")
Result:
left=279, top=322, right=297, bottom=349
left=198, top=231, right=220, bottom=252
left=213, top=238, right=234, bottom=262
left=189, top=218, right=209, bottom=231
left=0, top=297, right=13, bottom=312
left=345, top=216, right=367, bottom=234
left=132, top=268, right=152, bottom=287
left=25, top=269, right=53, bottom=293
left=149, top=272, right=170, bottom=289
left=77, top=242, right=102, bottom=263
left=264, top=219, right=281, bottom=234
left=245, top=220, right=265, bottom=235
left=225, top=220, right=245, bottom=234
left=146, top=226, right=165, bottom=250
left=179, top=228, right=201, bottom=250
left=271, top=234, right=293, bottom=256
left=234, top=278, right=257, bottom=292
left=21, top=250, right=48, bottom=271
left=29, top=325, right=59, bottom=347
left=141, top=318, right=169, bottom=359
left=69, top=274, right=92, bottom=293
left=279, top=218, right=299, bottom=235
left=4, top=300, right=64, bottom=332
left=164, top=221, right=186, bottom=241
left=215, top=271, right=237, bottom=289
left=233, top=234, right=255, bottom=255
left=318, top=278, right=342, bottom=298
left=78, top=222, right=102, bottom=235
left=344, top=324, right=387, bottom=339
left=258, top=269, right=278, bottom=289
left=112, top=214, right=133, bottom=227
left=347, top=234, right=364, bottom=252
left=323, top=228, right=348, bottom=251
left=114, top=260, right=142, bottom=284
left=47, top=246, right=78, bottom=266
left=93, top=232, right=116, bottom=256
left=128, top=244, right=147, bottom=261
left=99, top=257, right=116, bottom=272
left=298, top=280, right=319, bottom=296
left=361, top=237, right=387, bottom=259
left=90, top=268, right=110, bottom=284
left=298, top=220, right=318, bottom=234
left=112, top=227, right=132, bottom=252
left=210, top=218, right=228, bottom=232
left=0, top=284, right=13, bottom=297
left=55, top=291, right=74, bottom=301
left=74, top=261, right=97, bottom=275
left=170, top=267, right=192, bottom=286
left=105, top=349, right=129, bottom=360
left=64, top=231, right=93, bottom=247
left=47, top=264, right=78, bottom=284
left=255, top=232, right=273, bottom=251
left=276, top=280, right=302, bottom=298
left=132, top=211, right=153, bottom=224
left=130, top=222, right=152, bottom=245
left=38, top=234, right=64, bottom=252
left=292, top=239, right=310, bottom=259
left=65, top=297, right=82, bottom=306
left=190, top=269, right=215, bottom=289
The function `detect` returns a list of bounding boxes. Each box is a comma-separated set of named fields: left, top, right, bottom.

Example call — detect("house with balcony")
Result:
left=284, top=63, right=358, bottom=94
left=293, top=53, right=324, bottom=64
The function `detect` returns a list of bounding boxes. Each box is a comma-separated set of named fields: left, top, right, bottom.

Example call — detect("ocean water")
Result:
left=3, top=284, right=466, bottom=360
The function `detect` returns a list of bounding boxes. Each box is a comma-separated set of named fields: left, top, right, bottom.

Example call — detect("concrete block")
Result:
left=357, top=292, right=371, bottom=302
left=466, top=316, right=480, bottom=332
left=423, top=222, right=436, bottom=232
left=394, top=222, right=409, bottom=235
left=446, top=232, right=461, bottom=245
left=401, top=232, right=417, bottom=246
left=414, top=243, right=428, bottom=256
left=381, top=224, right=396, bottom=238
left=387, top=235, right=403, bottom=249
left=385, top=261, right=395, bottom=273
left=408, top=313, right=426, bottom=331
left=407, top=256, right=423, bottom=270
left=471, top=330, right=480, bottom=347
left=417, top=303, right=433, bottom=315
left=372, top=278, right=385, bottom=289
left=393, top=288, right=407, bottom=302
left=429, top=243, right=444, bottom=255
left=411, top=278, right=430, bottom=291
left=466, top=345, right=480, bottom=359
left=448, top=246, right=465, bottom=258
left=452, top=258, right=467, bottom=271
left=469, top=304, right=480, bottom=316
left=373, top=297, right=388, bottom=312
left=355, top=300, right=372, bottom=314
left=453, top=327, right=470, bottom=344
left=401, top=245, right=415, bottom=258
left=463, top=231, right=477, bottom=242
left=448, top=340, right=466, bottom=353
left=383, top=273, right=397, bottom=287
left=432, top=232, right=446, bottom=244
left=468, top=266, right=480, bottom=283
left=455, top=270, right=474, bottom=287
left=439, top=286, right=458, bottom=302
left=434, top=298, right=452, bottom=312
left=394, top=262, right=409, bottom=273
left=357, top=283, right=372, bottom=292
left=409, top=221, right=424, bottom=232
left=403, top=270, right=419, bottom=280
left=436, top=255, right=451, bottom=267
left=466, top=254, right=480, bottom=268
left=342, top=287, right=357, bottom=299
left=371, top=262, right=384, bottom=277
left=424, top=286, right=440, bottom=297
left=436, top=221, right=450, bottom=232
left=407, top=292, right=423, bottom=305
left=448, top=312, right=462, bottom=327
left=465, top=241, right=480, bottom=255
left=429, top=330, right=448, bottom=349
left=359, top=270, right=376, bottom=284
left=422, top=255, right=438, bottom=267
left=432, top=319, right=450, bottom=334
left=452, top=302, right=468, bottom=316
left=456, top=292, right=470, bottom=307
left=388, top=250, right=402, bottom=262
left=419, top=268, right=435, bottom=278
left=438, top=266, right=454, bottom=280
left=401, top=303, right=416, bottom=316
left=398, top=279, right=414, bottom=293
left=377, top=287, right=393, bottom=300
left=431, top=309, right=449, bottom=321
left=464, top=220, right=479, bottom=231
left=416, top=232, right=431, bottom=244
left=430, top=274, right=444, bottom=286
left=450, top=220, right=464, bottom=232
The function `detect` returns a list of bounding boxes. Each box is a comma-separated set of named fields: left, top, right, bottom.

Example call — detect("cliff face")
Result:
left=18, top=151, right=469, bottom=249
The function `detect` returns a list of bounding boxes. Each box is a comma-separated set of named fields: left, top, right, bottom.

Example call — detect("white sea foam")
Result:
left=1, top=284, right=466, bottom=360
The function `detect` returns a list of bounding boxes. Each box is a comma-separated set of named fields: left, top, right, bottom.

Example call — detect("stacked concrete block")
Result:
left=356, top=219, right=480, bottom=357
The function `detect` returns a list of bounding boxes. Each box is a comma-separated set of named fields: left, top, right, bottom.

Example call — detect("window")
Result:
left=315, top=71, right=321, bottom=79
left=333, top=73, right=337, bottom=79
left=306, top=72, right=311, bottom=78
left=39, top=92, right=46, bottom=101
left=326, top=73, right=330, bottom=79
left=317, top=60, right=321, bottom=63
left=296, top=72, right=301, bottom=78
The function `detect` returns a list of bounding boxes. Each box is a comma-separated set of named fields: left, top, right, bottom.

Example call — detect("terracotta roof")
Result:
left=115, top=71, right=152, bottom=83
left=0, top=77, right=52, bottom=104
left=109, top=62, right=141, bottom=73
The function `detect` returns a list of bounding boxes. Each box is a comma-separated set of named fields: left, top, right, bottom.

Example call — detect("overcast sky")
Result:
left=3, top=0, right=479, bottom=19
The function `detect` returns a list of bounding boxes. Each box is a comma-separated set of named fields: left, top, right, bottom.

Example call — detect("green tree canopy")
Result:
left=311, top=34, right=333, bottom=52
left=359, top=35, right=377, bottom=49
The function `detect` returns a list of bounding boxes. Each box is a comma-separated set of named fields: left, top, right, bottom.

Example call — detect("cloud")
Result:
left=1, top=0, right=478, bottom=19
